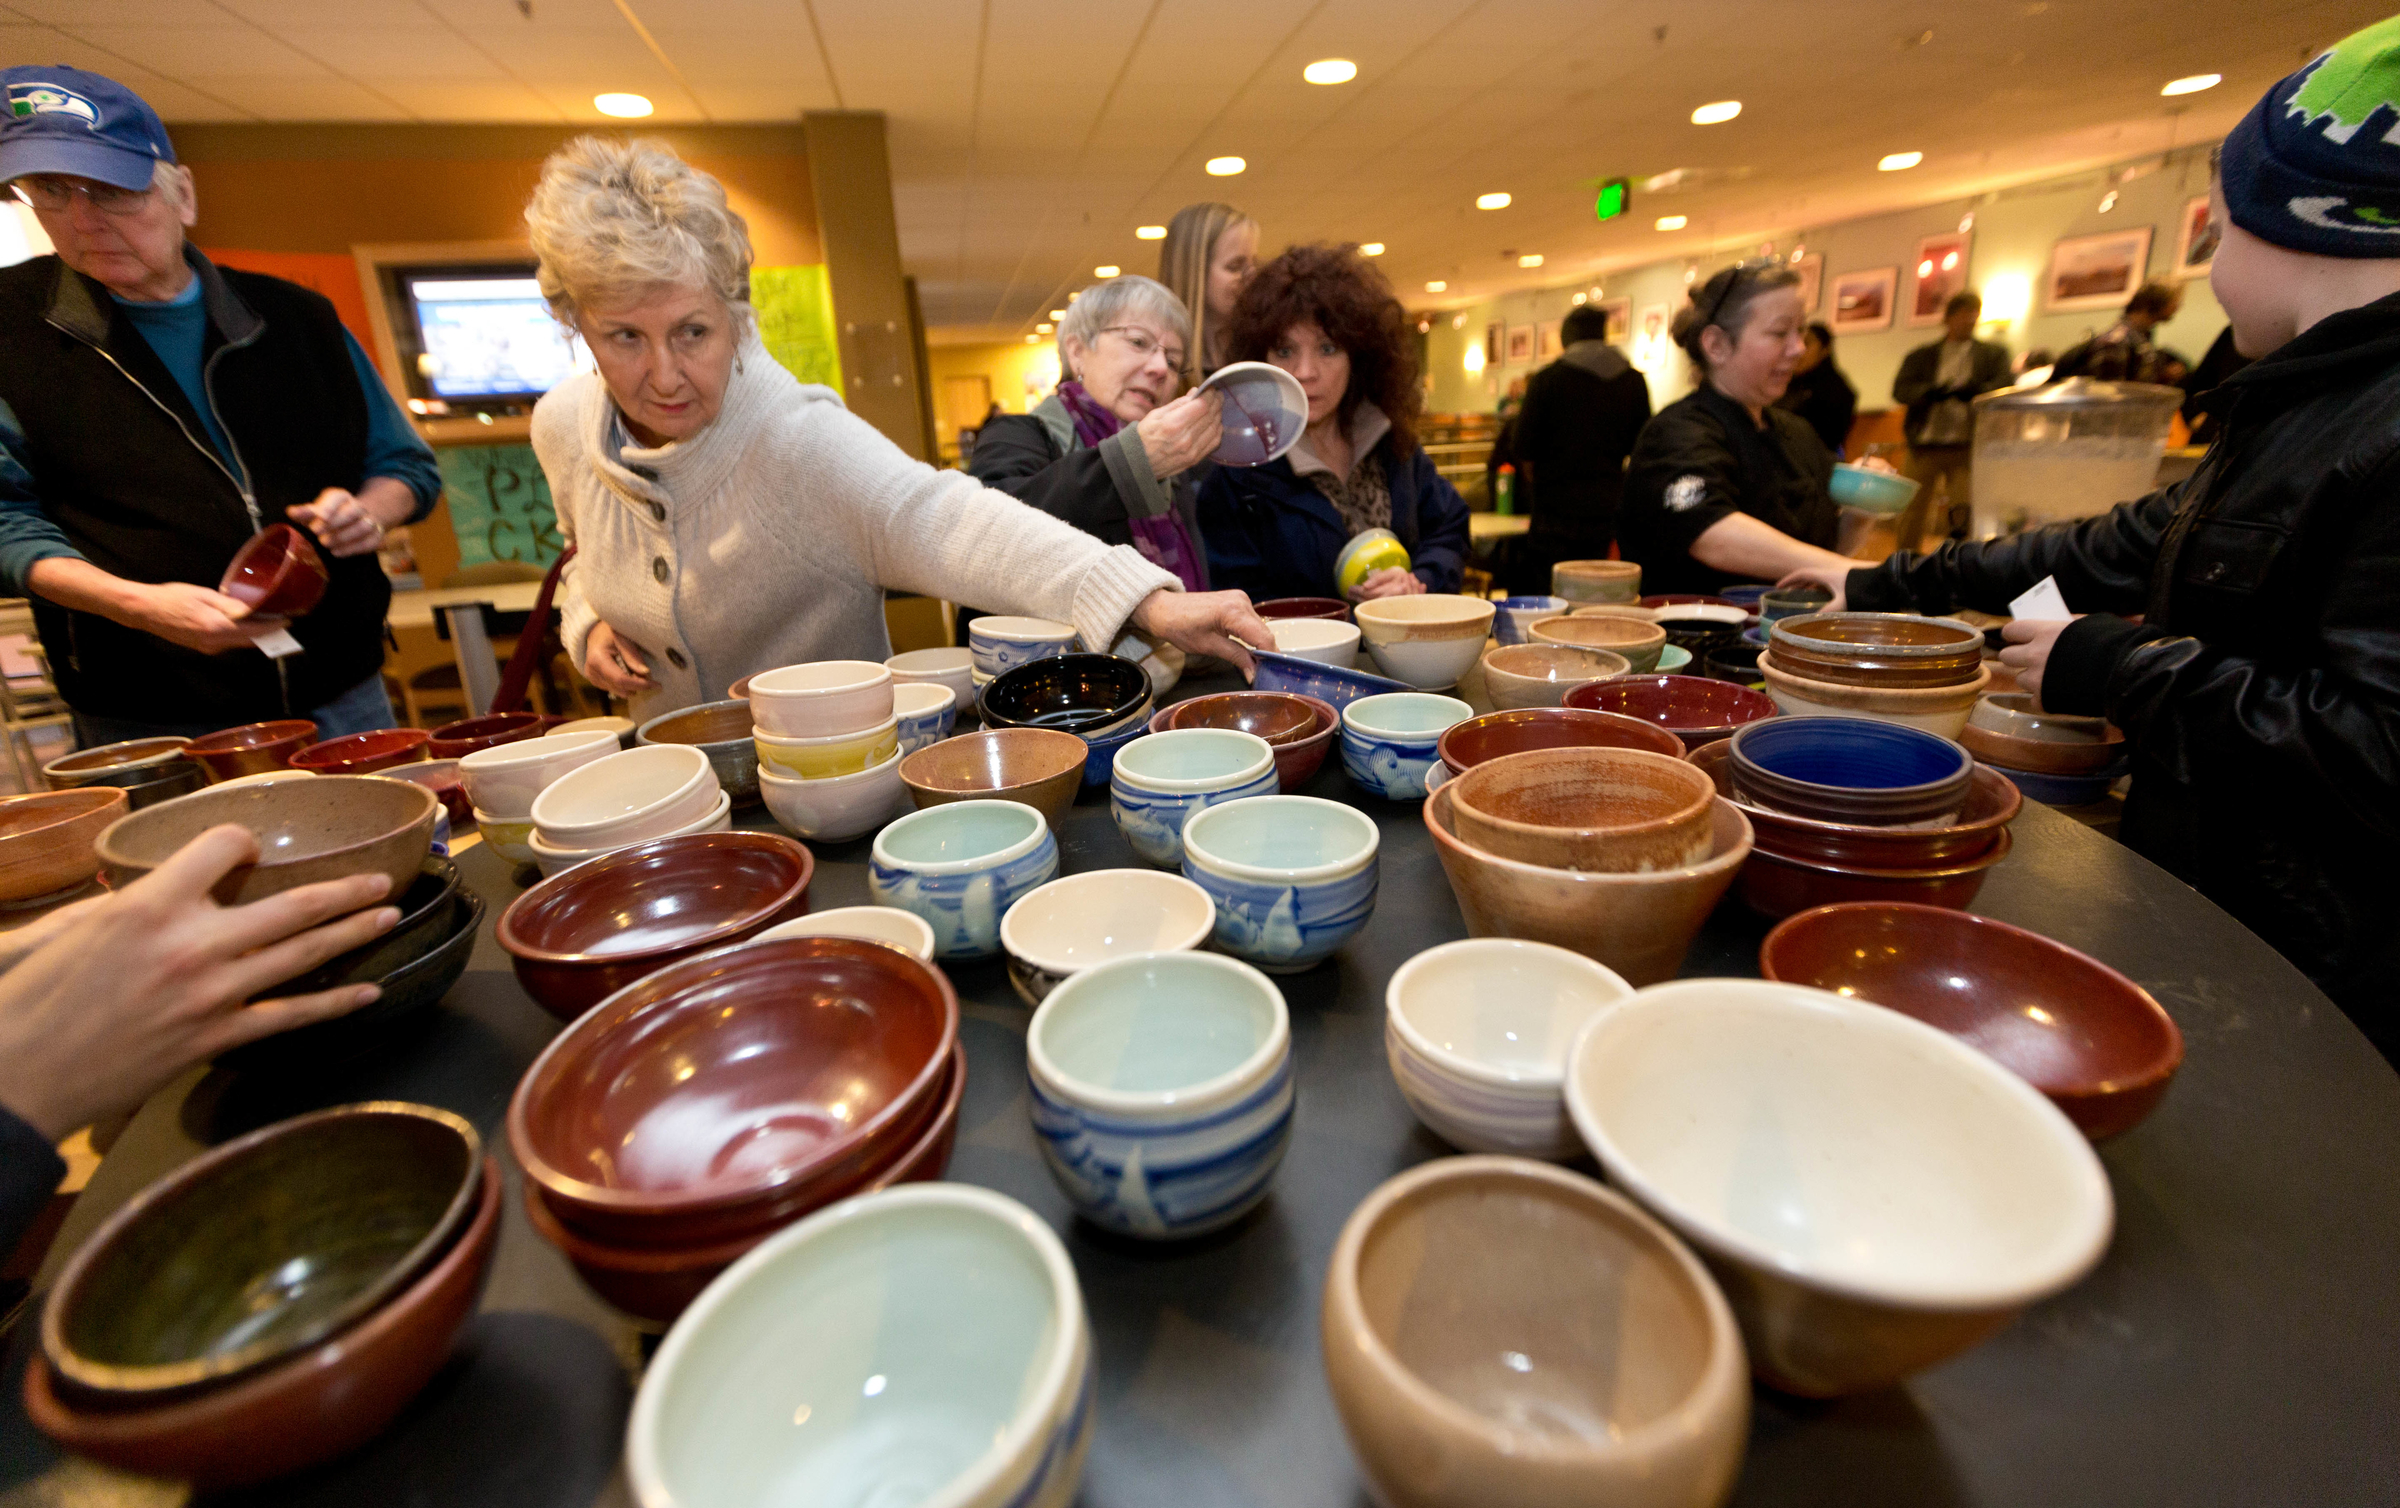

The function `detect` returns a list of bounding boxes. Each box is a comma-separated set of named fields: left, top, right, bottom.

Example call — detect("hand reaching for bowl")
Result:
left=130, top=580, right=257, bottom=654
left=1135, top=390, right=1225, bottom=479
left=1129, top=588, right=1275, bottom=679
left=585, top=621, right=662, bottom=696
left=1350, top=568, right=1427, bottom=603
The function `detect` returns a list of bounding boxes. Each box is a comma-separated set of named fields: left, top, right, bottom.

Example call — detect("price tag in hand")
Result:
left=248, top=624, right=304, bottom=658
left=2008, top=576, right=2072, bottom=623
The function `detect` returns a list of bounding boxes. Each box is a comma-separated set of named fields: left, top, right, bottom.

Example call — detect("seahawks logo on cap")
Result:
left=2286, top=15, right=2400, bottom=145
left=2289, top=195, right=2400, bottom=233
left=6, top=84, right=100, bottom=126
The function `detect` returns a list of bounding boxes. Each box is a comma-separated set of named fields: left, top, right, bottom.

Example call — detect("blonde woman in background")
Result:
left=1157, top=201, right=1258, bottom=386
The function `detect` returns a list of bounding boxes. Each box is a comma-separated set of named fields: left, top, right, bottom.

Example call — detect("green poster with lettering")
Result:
left=752, top=264, right=844, bottom=390
left=436, top=443, right=562, bottom=570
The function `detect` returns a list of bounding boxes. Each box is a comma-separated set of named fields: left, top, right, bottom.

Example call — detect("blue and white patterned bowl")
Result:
left=1077, top=717, right=1149, bottom=789
left=1493, top=595, right=1571, bottom=647
left=1179, top=795, right=1379, bottom=973
left=1250, top=649, right=1411, bottom=712
left=1108, top=728, right=1280, bottom=867
left=1028, top=951, right=1294, bottom=1238
left=969, top=616, right=1081, bottom=677
left=869, top=799, right=1060, bottom=960
left=893, top=682, right=957, bottom=755
left=1339, top=692, right=1474, bottom=801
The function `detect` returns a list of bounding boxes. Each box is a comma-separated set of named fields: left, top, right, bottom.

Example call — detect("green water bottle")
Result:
left=1495, top=463, right=1516, bottom=516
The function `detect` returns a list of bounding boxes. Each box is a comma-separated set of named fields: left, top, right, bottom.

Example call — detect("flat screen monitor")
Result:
left=397, top=267, right=587, bottom=402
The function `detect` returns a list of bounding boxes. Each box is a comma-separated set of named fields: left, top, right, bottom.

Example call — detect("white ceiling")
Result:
left=1, top=0, right=2381, bottom=342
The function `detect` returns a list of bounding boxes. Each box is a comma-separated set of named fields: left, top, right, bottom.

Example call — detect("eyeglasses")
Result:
left=1099, top=325, right=1188, bottom=372
left=11, top=176, right=157, bottom=217
left=1696, top=256, right=1781, bottom=329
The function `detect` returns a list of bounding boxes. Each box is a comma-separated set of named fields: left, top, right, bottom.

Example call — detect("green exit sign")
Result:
left=1594, top=178, right=1629, bottom=223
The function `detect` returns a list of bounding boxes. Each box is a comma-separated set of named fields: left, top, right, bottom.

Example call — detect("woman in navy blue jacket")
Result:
left=1196, top=245, right=1469, bottom=602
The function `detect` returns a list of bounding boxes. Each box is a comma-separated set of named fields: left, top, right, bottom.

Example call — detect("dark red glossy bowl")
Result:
left=496, top=831, right=814, bottom=1022
left=1760, top=902, right=2183, bottom=1139
left=1736, top=826, right=2012, bottom=919
left=1255, top=597, right=1353, bottom=622
left=425, top=712, right=545, bottom=762
left=183, top=719, right=319, bottom=782
left=288, top=727, right=430, bottom=776
left=219, top=523, right=328, bottom=619
left=1688, top=740, right=2021, bottom=868
left=1567, top=673, right=1778, bottom=750
left=1437, top=706, right=1684, bottom=777
left=1150, top=692, right=1338, bottom=793
left=507, top=936, right=959, bottom=1246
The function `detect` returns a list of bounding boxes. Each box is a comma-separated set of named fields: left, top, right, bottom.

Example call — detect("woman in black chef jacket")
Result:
left=1618, top=261, right=1868, bottom=596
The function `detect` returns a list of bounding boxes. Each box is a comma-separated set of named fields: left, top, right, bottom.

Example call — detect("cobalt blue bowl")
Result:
left=1727, top=716, right=1974, bottom=827
left=1250, top=650, right=1410, bottom=712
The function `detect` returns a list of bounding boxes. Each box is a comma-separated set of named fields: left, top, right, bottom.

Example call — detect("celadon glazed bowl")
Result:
left=1339, top=693, right=1474, bottom=801
left=868, top=799, right=1060, bottom=960
left=1179, top=795, right=1380, bottom=974
left=1107, top=728, right=1280, bottom=868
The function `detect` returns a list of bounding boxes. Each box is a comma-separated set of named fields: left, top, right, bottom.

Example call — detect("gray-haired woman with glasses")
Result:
left=1619, top=261, right=1867, bottom=595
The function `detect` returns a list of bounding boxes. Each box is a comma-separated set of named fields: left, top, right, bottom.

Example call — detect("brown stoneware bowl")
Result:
left=42, top=1103, right=481, bottom=1401
left=288, top=727, right=430, bottom=776
left=1766, top=609, right=1986, bottom=689
left=218, top=522, right=329, bottom=619
left=1566, top=673, right=1778, bottom=750
left=1425, top=785, right=1752, bottom=986
left=0, top=787, right=126, bottom=902
left=1157, top=691, right=1339, bottom=792
left=24, top=1153, right=501, bottom=1489
left=425, top=711, right=545, bottom=762
left=1255, top=596, right=1353, bottom=622
left=1451, top=748, right=1717, bottom=874
left=1759, top=902, right=2183, bottom=1139
left=1959, top=695, right=2126, bottom=776
left=1437, top=706, right=1684, bottom=777
left=1552, top=558, right=1642, bottom=601
left=95, top=774, right=436, bottom=907
left=1528, top=614, right=1667, bottom=672
left=1687, top=740, right=2020, bottom=867
left=899, top=726, right=1087, bottom=824
left=41, top=737, right=193, bottom=792
left=637, top=698, right=763, bottom=808
left=1321, top=1156, right=1748, bottom=1508
left=508, top=936, right=959, bottom=1247
left=1736, top=827, right=2014, bottom=919
left=496, top=830, right=814, bottom=1023
left=184, top=719, right=319, bottom=782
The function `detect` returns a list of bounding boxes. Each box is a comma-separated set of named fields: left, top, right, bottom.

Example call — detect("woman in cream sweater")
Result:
left=523, top=137, right=1269, bottom=718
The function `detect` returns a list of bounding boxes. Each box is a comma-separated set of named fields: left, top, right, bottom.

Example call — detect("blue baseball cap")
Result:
left=0, top=66, right=176, bottom=192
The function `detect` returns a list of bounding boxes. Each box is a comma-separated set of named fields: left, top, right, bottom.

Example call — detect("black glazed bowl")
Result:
left=220, top=884, right=486, bottom=1073
left=978, top=653, right=1153, bottom=736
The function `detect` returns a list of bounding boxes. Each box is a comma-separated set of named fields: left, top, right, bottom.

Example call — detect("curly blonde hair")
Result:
left=524, top=136, right=753, bottom=328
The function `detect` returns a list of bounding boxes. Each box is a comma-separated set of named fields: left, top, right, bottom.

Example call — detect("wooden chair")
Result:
left=0, top=608, right=72, bottom=790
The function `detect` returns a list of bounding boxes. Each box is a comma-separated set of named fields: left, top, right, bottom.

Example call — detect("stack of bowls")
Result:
left=869, top=799, right=1061, bottom=960
left=885, top=646, right=979, bottom=727
left=999, top=869, right=1216, bottom=1005
left=1563, top=979, right=2113, bottom=1395
left=24, top=1105, right=499, bottom=1487
left=1341, top=692, right=1472, bottom=800
left=1763, top=612, right=1991, bottom=737
left=527, top=743, right=730, bottom=877
left=1958, top=692, right=2127, bottom=799
left=1552, top=558, right=1641, bottom=605
left=1155, top=690, right=1340, bottom=792
left=42, top=736, right=203, bottom=809
left=509, top=936, right=963, bottom=1322
left=425, top=711, right=545, bottom=762
left=183, top=719, right=318, bottom=782
left=1027, top=951, right=1295, bottom=1237
left=0, top=788, right=126, bottom=905
left=1255, top=596, right=1352, bottom=621
left=1448, top=748, right=1718, bottom=873
left=1477, top=643, right=1627, bottom=710
left=749, top=661, right=905, bottom=844
left=1353, top=595, right=1496, bottom=690
left=1529, top=613, right=1667, bottom=673
left=1490, top=594, right=1570, bottom=646
left=898, top=727, right=1086, bottom=827
left=636, top=699, right=761, bottom=807
left=1267, top=615, right=1362, bottom=667
left=1108, top=728, right=1279, bottom=867
left=96, top=775, right=437, bottom=905
left=980, top=653, right=1154, bottom=785
left=623, top=1185, right=1092, bottom=1508
left=1180, top=795, right=1379, bottom=974
left=1566, top=672, right=1777, bottom=750
left=1435, top=707, right=1684, bottom=782
left=286, top=727, right=429, bottom=776
left=458, top=729, right=621, bottom=864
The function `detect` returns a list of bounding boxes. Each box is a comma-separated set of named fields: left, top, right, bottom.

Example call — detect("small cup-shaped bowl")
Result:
left=1728, top=715, right=1974, bottom=828
left=288, top=727, right=429, bottom=776
left=884, top=646, right=979, bottom=722
left=1760, top=901, right=2183, bottom=1140
left=41, top=737, right=192, bottom=792
left=532, top=743, right=720, bottom=848
left=1478, top=643, right=1628, bottom=710
left=1450, top=747, right=1717, bottom=873
left=1268, top=616, right=1362, bottom=667
left=1353, top=595, right=1498, bottom=690
left=1437, top=705, right=1685, bottom=777
left=869, top=799, right=1061, bottom=959
left=1566, top=672, right=1779, bottom=751
left=892, top=682, right=958, bottom=753
left=0, top=787, right=126, bottom=902
left=1552, top=558, right=1642, bottom=602
left=456, top=729, right=621, bottom=819
left=757, top=904, right=937, bottom=960
left=96, top=773, right=435, bottom=906
left=1179, top=795, right=1379, bottom=973
left=637, top=698, right=761, bottom=806
left=1529, top=614, right=1667, bottom=672
left=1028, top=950, right=1294, bottom=1237
left=1490, top=594, right=1571, bottom=646
left=759, top=746, right=908, bottom=844
left=1340, top=692, right=1473, bottom=800
left=748, top=660, right=895, bottom=738
left=1108, top=728, right=1280, bottom=867
left=623, top=1184, right=1093, bottom=1508
left=968, top=614, right=1081, bottom=675
left=497, top=830, right=815, bottom=1022
left=1254, top=596, right=1352, bottom=621
left=425, top=711, right=545, bottom=762
left=899, top=726, right=1086, bottom=825
left=184, top=719, right=318, bottom=782
left=1321, top=1157, right=1747, bottom=1508
left=753, top=718, right=902, bottom=781
left=1001, top=868, right=1217, bottom=1006
left=979, top=653, right=1152, bottom=737
left=1564, top=979, right=2114, bottom=1395
left=1384, top=939, right=1633, bottom=1158
left=217, top=522, right=328, bottom=618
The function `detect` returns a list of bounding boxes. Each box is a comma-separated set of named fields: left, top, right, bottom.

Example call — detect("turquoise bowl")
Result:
left=1827, top=463, right=1921, bottom=516
left=869, top=800, right=1059, bottom=960
left=1179, top=795, right=1379, bottom=973
left=1108, top=729, right=1280, bottom=868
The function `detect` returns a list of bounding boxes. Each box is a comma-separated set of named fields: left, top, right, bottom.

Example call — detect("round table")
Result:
left=6, top=678, right=2398, bottom=1507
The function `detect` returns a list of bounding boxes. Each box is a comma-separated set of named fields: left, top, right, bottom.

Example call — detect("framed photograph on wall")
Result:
left=2046, top=226, right=2155, bottom=312
left=1596, top=297, right=1633, bottom=342
left=1538, top=319, right=1562, bottom=358
left=1908, top=232, right=1973, bottom=325
left=2173, top=195, right=2219, bottom=279
left=1791, top=253, right=1824, bottom=315
left=1505, top=324, right=1536, bottom=364
left=1484, top=322, right=1502, bottom=367
left=1829, top=266, right=1897, bottom=333
left=1633, top=303, right=1672, bottom=370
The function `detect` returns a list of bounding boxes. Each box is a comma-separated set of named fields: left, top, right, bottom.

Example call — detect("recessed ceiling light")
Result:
left=1878, top=151, right=1924, bottom=171
left=1095, top=265, right=1120, bottom=277
left=1476, top=192, right=1512, bottom=210
left=1024, top=334, right=1039, bottom=343
left=1036, top=322, right=1053, bottom=333
left=1426, top=280, right=1448, bottom=292
left=1135, top=225, right=1166, bottom=239
left=1572, top=292, right=1588, bottom=304
left=1206, top=156, right=1246, bottom=176
left=594, top=92, right=653, bottom=118
left=1050, top=309, right=1068, bottom=320
left=1690, top=100, right=1741, bottom=125
left=2162, top=73, right=2221, bottom=96
left=1359, top=242, right=1385, bottom=256
left=1303, top=58, right=1357, bottom=85
left=1518, top=253, right=1544, bottom=268
left=1655, top=215, right=1687, bottom=231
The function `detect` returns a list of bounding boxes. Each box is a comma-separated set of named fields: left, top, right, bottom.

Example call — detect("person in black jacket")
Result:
left=1891, top=291, right=2014, bottom=548
left=1511, top=302, right=1653, bottom=581
left=1782, top=33, right=2400, bottom=1056
left=1775, top=321, right=1857, bottom=456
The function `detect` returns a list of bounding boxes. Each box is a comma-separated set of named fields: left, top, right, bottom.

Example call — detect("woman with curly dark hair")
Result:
left=1196, top=244, right=1469, bottom=601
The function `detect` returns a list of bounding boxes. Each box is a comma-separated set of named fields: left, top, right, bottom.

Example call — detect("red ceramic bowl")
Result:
left=1735, top=826, right=2013, bottom=919
left=380, top=758, right=472, bottom=827
left=1566, top=673, right=1778, bottom=750
left=1437, top=706, right=1684, bottom=777
left=22, top=1156, right=500, bottom=1490
left=507, top=935, right=959, bottom=1246
left=425, top=711, right=545, bottom=762
left=1688, top=740, right=2021, bottom=868
left=289, top=727, right=430, bottom=776
left=522, top=1040, right=965, bottom=1323
left=496, top=831, right=815, bottom=1022
left=1255, top=597, right=1353, bottom=622
left=184, top=719, right=318, bottom=782
left=219, top=523, right=329, bottom=619
left=1153, top=691, right=1339, bottom=792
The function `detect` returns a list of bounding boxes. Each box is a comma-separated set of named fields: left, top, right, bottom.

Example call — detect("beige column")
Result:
left=802, top=111, right=933, bottom=460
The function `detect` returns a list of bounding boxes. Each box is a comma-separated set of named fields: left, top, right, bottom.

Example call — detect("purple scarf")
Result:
left=1058, top=380, right=1206, bottom=592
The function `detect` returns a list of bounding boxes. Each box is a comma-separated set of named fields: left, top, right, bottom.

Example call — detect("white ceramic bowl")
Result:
left=886, top=647, right=979, bottom=721
left=473, top=807, right=538, bottom=865
left=999, top=869, right=1217, bottom=1006
left=758, top=746, right=908, bottom=844
left=969, top=616, right=1080, bottom=677
left=1564, top=977, right=2114, bottom=1396
left=529, top=744, right=719, bottom=849
left=547, top=715, right=636, bottom=748
left=625, top=1184, right=1093, bottom=1508
left=1106, top=728, right=1279, bottom=868
left=1385, top=939, right=1633, bottom=1159
left=754, top=718, right=903, bottom=781
left=457, top=729, right=621, bottom=819
left=1268, top=618, right=1362, bottom=669
left=893, top=683, right=958, bottom=755
left=210, top=768, right=316, bottom=791
left=527, top=788, right=732, bottom=878
left=754, top=905, right=937, bottom=961
left=1352, top=595, right=1497, bottom=690
left=748, top=660, right=896, bottom=739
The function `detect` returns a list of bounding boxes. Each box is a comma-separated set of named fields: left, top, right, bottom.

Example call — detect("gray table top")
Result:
left=6, top=684, right=2399, bottom=1508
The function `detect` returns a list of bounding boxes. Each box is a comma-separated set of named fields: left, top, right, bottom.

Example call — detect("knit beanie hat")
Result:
left=2221, top=14, right=2400, bottom=256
